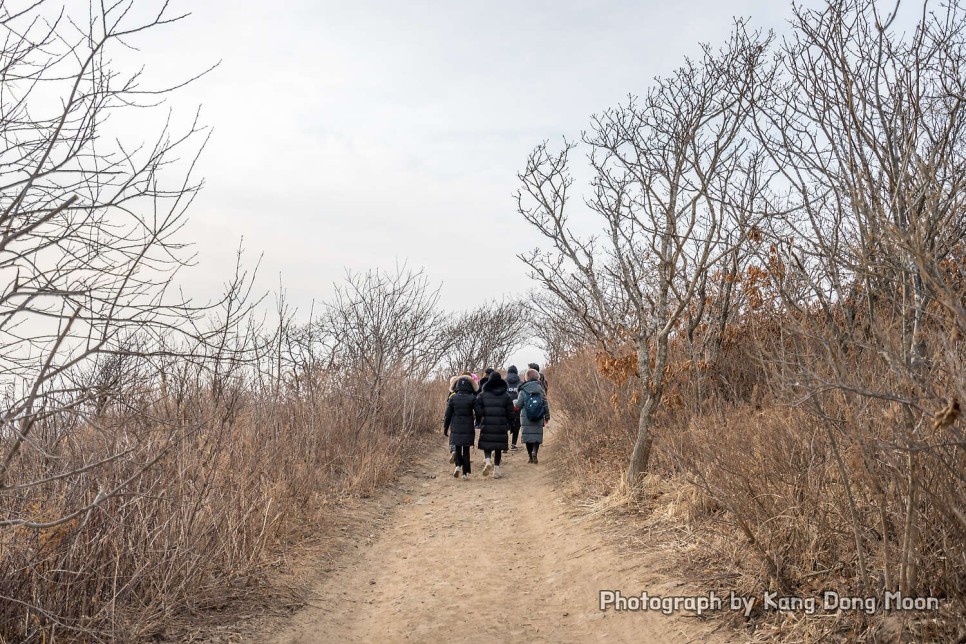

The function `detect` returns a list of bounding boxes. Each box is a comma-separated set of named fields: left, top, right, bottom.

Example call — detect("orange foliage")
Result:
left=595, top=351, right=639, bottom=386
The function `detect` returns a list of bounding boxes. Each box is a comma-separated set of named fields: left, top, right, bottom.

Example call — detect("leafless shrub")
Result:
left=529, top=289, right=600, bottom=366
left=441, top=300, right=528, bottom=374
left=0, top=269, right=446, bottom=641
left=747, top=0, right=966, bottom=606
left=327, top=265, right=450, bottom=383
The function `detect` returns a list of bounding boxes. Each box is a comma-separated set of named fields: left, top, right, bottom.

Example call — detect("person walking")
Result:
left=478, top=367, right=495, bottom=391
left=444, top=376, right=478, bottom=479
left=515, top=368, right=550, bottom=464
left=504, top=365, right=522, bottom=451
left=527, top=362, right=548, bottom=393
left=466, top=371, right=480, bottom=391
left=474, top=370, right=514, bottom=479
left=475, top=368, right=494, bottom=431
left=446, top=376, right=460, bottom=463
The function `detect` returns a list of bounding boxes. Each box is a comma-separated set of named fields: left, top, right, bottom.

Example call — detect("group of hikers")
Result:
left=443, top=363, right=550, bottom=480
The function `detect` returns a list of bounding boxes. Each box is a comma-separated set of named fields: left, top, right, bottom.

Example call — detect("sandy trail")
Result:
left=262, top=429, right=732, bottom=644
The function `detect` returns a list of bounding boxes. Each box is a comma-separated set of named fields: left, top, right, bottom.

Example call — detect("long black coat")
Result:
left=444, top=378, right=478, bottom=447
left=474, top=374, right=514, bottom=451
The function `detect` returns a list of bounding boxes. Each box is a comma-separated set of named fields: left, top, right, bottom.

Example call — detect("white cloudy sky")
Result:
left=46, top=0, right=843, bottom=366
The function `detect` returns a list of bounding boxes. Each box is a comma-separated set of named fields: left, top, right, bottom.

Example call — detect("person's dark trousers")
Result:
left=454, top=445, right=471, bottom=473
left=483, top=449, right=502, bottom=466
left=526, top=442, right=540, bottom=459
left=509, top=428, right=519, bottom=447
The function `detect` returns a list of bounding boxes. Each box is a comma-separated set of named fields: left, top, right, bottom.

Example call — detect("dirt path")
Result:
left=262, top=429, right=733, bottom=643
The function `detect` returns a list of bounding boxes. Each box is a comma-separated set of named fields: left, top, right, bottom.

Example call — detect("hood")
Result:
left=456, top=377, right=477, bottom=393
left=505, top=372, right=521, bottom=386
left=520, top=379, right=545, bottom=394
left=507, top=365, right=518, bottom=374
left=482, top=372, right=508, bottom=395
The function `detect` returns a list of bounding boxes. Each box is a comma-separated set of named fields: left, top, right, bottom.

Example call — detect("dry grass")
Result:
left=0, top=366, right=444, bottom=642
left=549, top=328, right=966, bottom=643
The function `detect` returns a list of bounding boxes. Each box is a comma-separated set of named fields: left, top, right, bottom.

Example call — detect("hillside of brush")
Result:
left=548, top=278, right=966, bottom=642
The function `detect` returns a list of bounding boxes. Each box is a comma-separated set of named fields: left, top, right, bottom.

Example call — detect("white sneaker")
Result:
left=461, top=473, right=468, bottom=480
left=482, top=461, right=493, bottom=477
left=454, top=466, right=460, bottom=478
left=493, top=466, right=502, bottom=479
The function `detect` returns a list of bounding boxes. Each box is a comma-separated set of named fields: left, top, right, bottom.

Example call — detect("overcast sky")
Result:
left=91, top=0, right=819, bottom=367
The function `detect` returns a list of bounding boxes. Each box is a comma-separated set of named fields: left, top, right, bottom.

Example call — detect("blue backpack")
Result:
left=523, top=390, right=546, bottom=422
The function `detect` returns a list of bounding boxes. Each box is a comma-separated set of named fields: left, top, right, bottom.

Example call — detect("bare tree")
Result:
left=0, top=0, right=220, bottom=526
left=518, top=24, right=771, bottom=488
left=529, top=289, right=599, bottom=366
left=327, top=264, right=449, bottom=382
left=442, top=300, right=528, bottom=375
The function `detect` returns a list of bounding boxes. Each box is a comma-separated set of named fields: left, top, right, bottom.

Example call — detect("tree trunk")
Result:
left=625, top=394, right=658, bottom=490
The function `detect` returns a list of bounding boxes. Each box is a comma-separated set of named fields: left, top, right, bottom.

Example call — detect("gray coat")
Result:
left=515, top=380, right=550, bottom=444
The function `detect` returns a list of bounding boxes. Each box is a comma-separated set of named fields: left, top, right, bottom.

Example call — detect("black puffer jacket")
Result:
left=444, top=377, right=477, bottom=447
left=505, top=370, right=521, bottom=399
left=474, top=373, right=514, bottom=451
left=505, top=369, right=522, bottom=432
